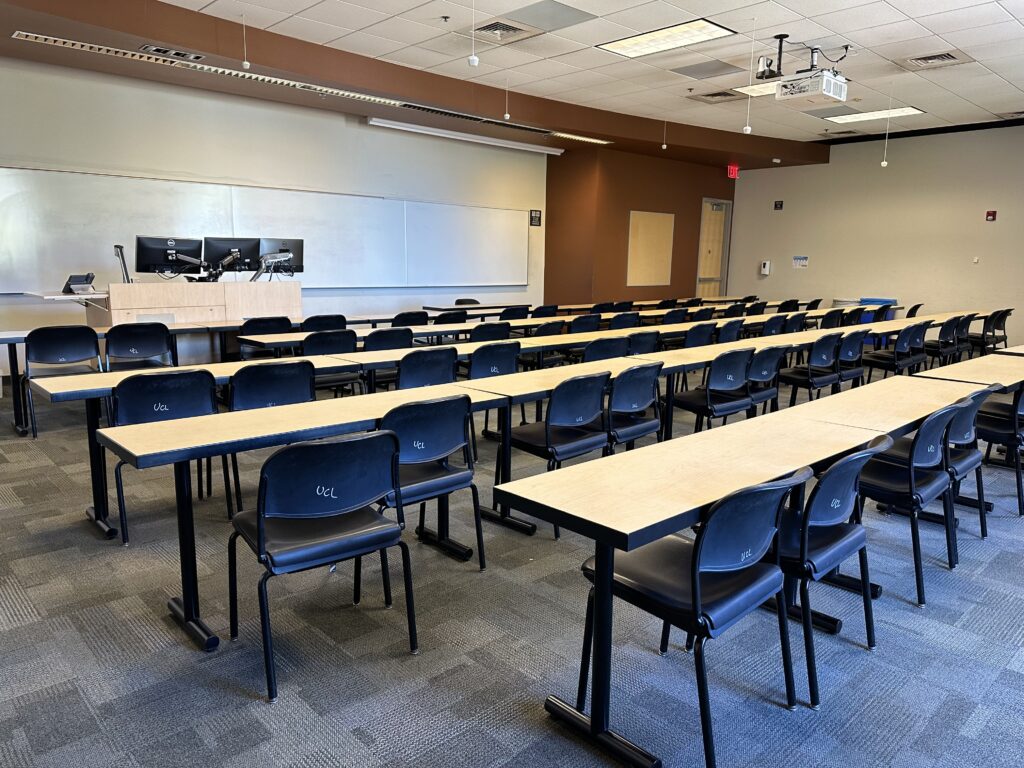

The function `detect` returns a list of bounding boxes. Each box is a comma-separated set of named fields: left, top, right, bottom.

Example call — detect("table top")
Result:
left=422, top=303, right=530, bottom=312
left=27, top=291, right=109, bottom=301
left=29, top=355, right=358, bottom=403
left=0, top=322, right=211, bottom=344
left=997, top=345, right=1024, bottom=357
left=458, top=357, right=645, bottom=402
left=493, top=409, right=882, bottom=551
left=97, top=382, right=504, bottom=470
left=914, top=354, right=1024, bottom=388
left=238, top=317, right=546, bottom=348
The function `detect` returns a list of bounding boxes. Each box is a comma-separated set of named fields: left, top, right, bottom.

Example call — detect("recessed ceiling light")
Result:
left=733, top=82, right=778, bottom=97
left=598, top=19, right=734, bottom=59
left=825, top=107, right=923, bottom=123
left=550, top=132, right=613, bottom=145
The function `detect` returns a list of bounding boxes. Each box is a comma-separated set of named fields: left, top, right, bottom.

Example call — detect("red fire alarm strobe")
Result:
left=727, top=164, right=740, bottom=179
left=986, top=210, right=997, bottom=221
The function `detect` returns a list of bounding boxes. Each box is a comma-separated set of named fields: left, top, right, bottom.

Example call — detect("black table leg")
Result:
left=8, top=343, right=28, bottom=437
left=167, top=460, right=219, bottom=652
left=762, top=575, right=844, bottom=634
left=416, top=494, right=474, bottom=561
left=480, top=403, right=537, bottom=535
left=84, top=398, right=117, bottom=540
left=822, top=568, right=883, bottom=599
left=954, top=494, right=993, bottom=512
left=662, top=372, right=676, bottom=440
left=545, top=542, right=661, bottom=767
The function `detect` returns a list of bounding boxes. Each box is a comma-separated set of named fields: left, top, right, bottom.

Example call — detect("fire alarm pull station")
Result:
left=986, top=210, right=997, bottom=221
left=760, top=260, right=771, bottom=276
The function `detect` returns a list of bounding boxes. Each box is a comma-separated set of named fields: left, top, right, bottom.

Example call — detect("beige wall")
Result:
left=728, top=125, right=1024, bottom=340
left=0, top=57, right=546, bottom=362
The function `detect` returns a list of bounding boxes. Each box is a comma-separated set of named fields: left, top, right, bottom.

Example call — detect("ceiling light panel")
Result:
left=598, top=20, right=735, bottom=59
left=825, top=107, right=924, bottom=123
left=549, top=132, right=613, bottom=144
left=733, top=82, right=779, bottom=97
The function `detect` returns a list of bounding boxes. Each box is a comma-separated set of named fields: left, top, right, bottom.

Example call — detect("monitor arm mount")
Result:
left=174, top=249, right=241, bottom=283
left=250, top=251, right=294, bottom=282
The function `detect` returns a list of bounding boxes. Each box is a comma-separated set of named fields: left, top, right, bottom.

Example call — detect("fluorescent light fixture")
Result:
left=733, top=81, right=779, bottom=97
left=367, top=118, right=564, bottom=155
left=550, top=132, right=613, bottom=145
left=11, top=31, right=403, bottom=107
left=825, top=107, right=923, bottom=123
left=598, top=19, right=734, bottom=58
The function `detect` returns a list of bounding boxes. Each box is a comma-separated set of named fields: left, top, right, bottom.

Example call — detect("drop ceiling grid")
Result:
left=157, top=0, right=1024, bottom=140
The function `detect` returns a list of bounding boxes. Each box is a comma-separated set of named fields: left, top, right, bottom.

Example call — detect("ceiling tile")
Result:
left=917, top=2, right=1012, bottom=34
left=549, top=46, right=624, bottom=68
left=559, top=0, right=649, bottom=13
left=709, top=2, right=804, bottom=34
left=603, top=2, right=698, bottom=32
left=810, top=2, right=908, bottom=33
left=504, top=1, right=598, bottom=32
left=470, top=69, right=539, bottom=86
left=300, top=1, right=388, bottom=30
left=427, top=57, right=501, bottom=77
left=470, top=44, right=542, bottom=68
left=378, top=45, right=454, bottom=68
left=360, top=17, right=446, bottom=44
left=267, top=15, right=351, bottom=43
left=505, top=33, right=587, bottom=57
left=158, top=0, right=213, bottom=10
left=242, top=0, right=321, bottom=12
left=845, top=19, right=933, bottom=46
left=199, top=0, right=290, bottom=28
left=398, top=1, right=476, bottom=31
left=942, top=19, right=1024, bottom=48
left=773, top=0, right=874, bottom=14
left=508, top=58, right=583, bottom=79
left=671, top=60, right=746, bottom=78
left=326, top=31, right=406, bottom=56
left=417, top=32, right=493, bottom=56
left=556, top=18, right=639, bottom=46
left=342, top=0, right=424, bottom=11
left=868, top=34, right=958, bottom=60
left=886, top=0, right=992, bottom=16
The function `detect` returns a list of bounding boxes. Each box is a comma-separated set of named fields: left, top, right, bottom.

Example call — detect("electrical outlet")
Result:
left=973, top=257, right=980, bottom=264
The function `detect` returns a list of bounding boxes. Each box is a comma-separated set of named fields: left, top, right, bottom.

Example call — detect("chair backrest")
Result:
left=570, top=314, right=601, bottom=334
left=910, top=402, right=961, bottom=469
left=656, top=299, right=677, bottom=309
left=808, top=332, right=843, bottom=368
left=716, top=319, right=744, bottom=343
left=740, top=295, right=759, bottom=303
left=692, top=467, right=813, bottom=611
left=747, top=346, right=790, bottom=385
left=546, top=372, right=610, bottom=430
left=301, top=314, right=347, bottom=332
left=396, top=347, right=457, bottom=390
left=469, top=321, right=511, bottom=342
left=532, top=320, right=565, bottom=337
left=722, top=303, right=745, bottom=318
left=105, top=322, right=172, bottom=363
left=955, top=313, right=977, bottom=341
left=499, top=306, right=529, bottom=320
left=805, top=299, right=823, bottom=310
left=256, top=432, right=402, bottom=544
left=866, top=304, right=893, bottom=323
left=690, top=307, right=715, bottom=321
left=239, top=316, right=292, bottom=336
left=230, top=361, right=316, bottom=411
left=302, top=329, right=357, bottom=356
left=467, top=341, right=520, bottom=380
left=582, top=337, right=629, bottom=362
left=433, top=309, right=467, bottom=325
left=608, top=312, right=640, bottom=330
left=949, top=386, right=999, bottom=446
left=994, top=307, right=1013, bottom=333
left=799, top=435, right=893, bottom=540
left=761, top=314, right=787, bottom=336
left=842, top=306, right=865, bottom=326
left=684, top=323, right=716, bottom=348
left=837, top=330, right=870, bottom=364
left=113, top=369, right=217, bottom=426
left=706, top=348, right=753, bottom=393
left=936, top=316, right=960, bottom=344
left=364, top=327, right=413, bottom=351
left=746, top=301, right=768, bottom=316
left=906, top=303, right=924, bottom=317
left=25, top=325, right=100, bottom=367
left=662, top=308, right=689, bottom=325
left=680, top=298, right=703, bottom=308
left=392, top=310, right=429, bottom=327
left=783, top=312, right=807, bottom=334
left=908, top=321, right=929, bottom=351
left=454, top=298, right=480, bottom=305
left=776, top=299, right=800, bottom=313
left=819, top=308, right=844, bottom=329
left=611, top=300, right=633, bottom=312
left=531, top=304, right=558, bottom=318
left=590, top=302, right=614, bottom=314
left=627, top=331, right=659, bottom=355
left=380, top=395, right=471, bottom=465
left=890, top=324, right=916, bottom=354
left=608, top=362, right=663, bottom=414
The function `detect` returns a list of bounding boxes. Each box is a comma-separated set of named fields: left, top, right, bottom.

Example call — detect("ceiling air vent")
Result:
left=998, top=111, right=1024, bottom=120
left=902, top=49, right=973, bottom=69
left=463, top=17, right=541, bottom=45
left=689, top=90, right=744, bottom=104
left=139, top=44, right=204, bottom=62
left=820, top=130, right=859, bottom=137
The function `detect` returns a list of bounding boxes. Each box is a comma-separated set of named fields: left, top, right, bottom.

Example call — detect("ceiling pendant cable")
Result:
left=661, top=120, right=668, bottom=150
left=881, top=81, right=894, bottom=167
left=504, top=77, right=511, bottom=120
left=468, top=0, right=479, bottom=67
left=241, top=13, right=250, bottom=70
left=743, top=16, right=756, bottom=134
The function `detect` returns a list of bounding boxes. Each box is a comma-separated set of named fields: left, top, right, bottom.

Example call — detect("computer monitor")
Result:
left=135, top=236, right=204, bottom=274
left=259, top=238, right=304, bottom=273
left=203, top=237, right=261, bottom=271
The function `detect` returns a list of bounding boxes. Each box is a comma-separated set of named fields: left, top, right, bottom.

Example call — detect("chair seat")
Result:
left=859, top=457, right=950, bottom=507
left=608, top=411, right=660, bottom=444
left=316, top=371, right=361, bottom=389
left=509, top=421, right=607, bottom=462
left=747, top=383, right=778, bottom=406
left=106, top=359, right=171, bottom=372
left=386, top=462, right=474, bottom=506
left=582, top=534, right=783, bottom=638
left=838, top=363, right=864, bottom=382
left=779, top=521, right=866, bottom=579
left=975, top=409, right=1021, bottom=444
left=778, top=366, right=839, bottom=389
left=673, top=388, right=752, bottom=417
left=949, top=446, right=983, bottom=479
left=234, top=506, right=401, bottom=574
left=861, top=350, right=902, bottom=369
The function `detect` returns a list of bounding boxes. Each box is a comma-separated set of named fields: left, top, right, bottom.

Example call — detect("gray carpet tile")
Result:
left=2, top=382, right=1024, bottom=767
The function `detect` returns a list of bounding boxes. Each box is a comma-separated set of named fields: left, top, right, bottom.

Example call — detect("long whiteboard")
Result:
left=0, top=167, right=530, bottom=293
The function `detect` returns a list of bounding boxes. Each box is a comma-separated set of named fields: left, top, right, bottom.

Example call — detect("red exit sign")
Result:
left=727, top=164, right=740, bottom=179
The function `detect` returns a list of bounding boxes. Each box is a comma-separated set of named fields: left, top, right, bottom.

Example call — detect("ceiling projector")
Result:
left=777, top=69, right=848, bottom=103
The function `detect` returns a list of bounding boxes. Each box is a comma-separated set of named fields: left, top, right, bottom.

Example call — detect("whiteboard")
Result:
left=406, top=202, right=529, bottom=287
left=0, top=166, right=530, bottom=293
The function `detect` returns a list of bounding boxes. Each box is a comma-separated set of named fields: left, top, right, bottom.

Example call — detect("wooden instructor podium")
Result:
left=85, top=282, right=302, bottom=326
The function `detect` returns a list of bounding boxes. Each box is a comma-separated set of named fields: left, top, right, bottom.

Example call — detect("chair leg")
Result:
left=799, top=580, right=819, bottom=709
left=228, top=532, right=239, bottom=640
left=114, top=459, right=130, bottom=546
left=380, top=548, right=392, bottom=608
left=789, top=386, right=798, bottom=407
left=1014, top=446, right=1024, bottom=517
left=776, top=591, right=797, bottom=710
left=470, top=484, right=486, bottom=571
left=548, top=459, right=561, bottom=540
left=353, top=556, right=362, bottom=605
left=693, top=636, right=717, bottom=768
left=858, top=546, right=876, bottom=650
left=398, top=541, right=418, bottom=654
left=418, top=502, right=427, bottom=538
left=221, top=455, right=234, bottom=520
left=659, top=620, right=671, bottom=656
left=910, top=509, right=926, bottom=606
left=976, top=465, right=988, bottom=539
left=257, top=571, right=277, bottom=703
left=206, top=456, right=212, bottom=498
left=24, top=380, right=38, bottom=439
left=196, top=458, right=203, bottom=500
left=685, top=633, right=695, bottom=653
left=231, top=454, right=244, bottom=514
left=943, top=488, right=958, bottom=568
left=576, top=587, right=595, bottom=710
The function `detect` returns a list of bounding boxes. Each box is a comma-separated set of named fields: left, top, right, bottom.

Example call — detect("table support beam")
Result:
left=7, top=343, right=28, bottom=437
left=85, top=398, right=117, bottom=540
left=170, top=460, right=219, bottom=652
left=480, top=404, right=537, bottom=535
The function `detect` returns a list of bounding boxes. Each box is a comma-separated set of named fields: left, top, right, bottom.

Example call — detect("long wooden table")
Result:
left=915, top=354, right=1024, bottom=388
left=94, top=382, right=504, bottom=651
